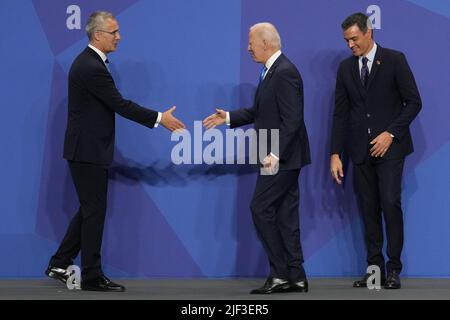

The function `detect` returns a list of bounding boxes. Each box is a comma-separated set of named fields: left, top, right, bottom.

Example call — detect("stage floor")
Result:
left=1, top=278, right=449, bottom=300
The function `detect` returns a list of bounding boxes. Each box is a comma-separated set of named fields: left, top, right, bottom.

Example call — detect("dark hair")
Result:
left=341, top=12, right=372, bottom=37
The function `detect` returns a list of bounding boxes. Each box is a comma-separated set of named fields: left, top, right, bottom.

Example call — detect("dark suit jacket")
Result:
left=229, top=54, right=311, bottom=170
left=331, top=45, right=422, bottom=164
left=63, top=47, right=158, bottom=166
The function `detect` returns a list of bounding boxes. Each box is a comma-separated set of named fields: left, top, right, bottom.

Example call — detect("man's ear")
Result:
left=92, top=31, right=100, bottom=42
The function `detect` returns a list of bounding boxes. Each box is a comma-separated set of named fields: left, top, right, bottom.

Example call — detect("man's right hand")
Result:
left=330, top=154, right=344, bottom=185
left=160, top=106, right=185, bottom=132
left=203, top=108, right=227, bottom=129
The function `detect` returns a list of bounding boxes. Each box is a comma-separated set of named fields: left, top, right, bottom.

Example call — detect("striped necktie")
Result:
left=361, top=57, right=369, bottom=87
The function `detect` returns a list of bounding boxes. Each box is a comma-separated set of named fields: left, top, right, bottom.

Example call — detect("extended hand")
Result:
left=330, top=154, right=344, bottom=185
left=203, top=108, right=227, bottom=129
left=370, top=131, right=393, bottom=157
left=160, top=106, right=185, bottom=132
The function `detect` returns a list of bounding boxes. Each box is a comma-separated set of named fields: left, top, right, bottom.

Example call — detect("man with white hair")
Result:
left=45, top=11, right=185, bottom=292
left=204, top=23, right=311, bottom=294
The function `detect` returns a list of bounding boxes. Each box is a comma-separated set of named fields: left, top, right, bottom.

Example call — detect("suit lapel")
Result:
left=366, top=45, right=383, bottom=90
left=255, top=54, right=283, bottom=105
left=86, top=47, right=110, bottom=73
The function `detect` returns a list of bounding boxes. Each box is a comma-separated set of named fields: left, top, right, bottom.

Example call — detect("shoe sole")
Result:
left=250, top=284, right=291, bottom=294
left=47, top=272, right=67, bottom=285
left=289, top=287, right=308, bottom=293
left=81, top=286, right=126, bottom=292
left=353, top=281, right=386, bottom=288
left=384, top=285, right=401, bottom=289
left=46, top=271, right=68, bottom=285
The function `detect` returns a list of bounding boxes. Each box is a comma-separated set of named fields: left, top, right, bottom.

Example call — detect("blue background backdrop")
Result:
left=0, top=0, right=449, bottom=278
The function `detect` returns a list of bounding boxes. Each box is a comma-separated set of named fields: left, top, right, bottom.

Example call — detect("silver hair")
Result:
left=250, top=22, right=282, bottom=49
left=86, top=11, right=115, bottom=40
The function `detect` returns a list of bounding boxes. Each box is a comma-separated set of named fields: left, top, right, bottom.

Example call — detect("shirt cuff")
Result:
left=226, top=112, right=230, bottom=126
left=270, top=152, right=279, bottom=161
left=154, top=112, right=162, bottom=128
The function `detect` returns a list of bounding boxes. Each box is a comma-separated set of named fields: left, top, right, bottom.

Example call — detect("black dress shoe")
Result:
left=353, top=273, right=386, bottom=288
left=289, top=279, right=309, bottom=292
left=81, top=275, right=126, bottom=292
left=384, top=271, right=401, bottom=289
left=250, top=277, right=290, bottom=294
left=45, top=266, right=70, bottom=284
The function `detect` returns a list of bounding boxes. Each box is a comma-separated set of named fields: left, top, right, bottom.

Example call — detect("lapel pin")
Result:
left=376, top=60, right=381, bottom=65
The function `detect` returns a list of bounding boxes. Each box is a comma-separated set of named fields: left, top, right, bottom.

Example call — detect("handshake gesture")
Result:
left=159, top=106, right=227, bottom=132
left=203, top=108, right=227, bottom=129
left=160, top=106, right=185, bottom=131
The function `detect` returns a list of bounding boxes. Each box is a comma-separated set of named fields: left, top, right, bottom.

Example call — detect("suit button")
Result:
left=367, top=113, right=371, bottom=118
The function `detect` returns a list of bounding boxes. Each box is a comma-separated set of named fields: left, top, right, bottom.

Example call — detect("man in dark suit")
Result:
left=45, top=11, right=185, bottom=291
left=203, top=22, right=311, bottom=294
left=330, top=13, right=421, bottom=289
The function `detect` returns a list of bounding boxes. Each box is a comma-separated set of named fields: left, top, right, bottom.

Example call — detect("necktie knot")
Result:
left=362, top=56, right=368, bottom=66
left=260, top=67, right=268, bottom=82
left=105, top=59, right=110, bottom=72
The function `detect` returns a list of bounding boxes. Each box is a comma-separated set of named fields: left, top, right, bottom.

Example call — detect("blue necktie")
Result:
left=260, top=66, right=268, bottom=83
left=361, top=57, right=369, bottom=87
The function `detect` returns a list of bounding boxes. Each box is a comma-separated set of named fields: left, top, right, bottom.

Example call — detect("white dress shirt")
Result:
left=358, top=42, right=377, bottom=74
left=261, top=50, right=282, bottom=80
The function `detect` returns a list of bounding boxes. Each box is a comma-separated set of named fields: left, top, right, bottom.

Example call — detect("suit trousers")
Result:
left=353, top=155, right=405, bottom=275
left=250, top=169, right=306, bottom=281
left=49, top=161, right=108, bottom=280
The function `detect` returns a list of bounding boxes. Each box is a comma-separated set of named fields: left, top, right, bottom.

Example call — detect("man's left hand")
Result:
left=370, top=131, right=393, bottom=157
left=262, top=154, right=279, bottom=175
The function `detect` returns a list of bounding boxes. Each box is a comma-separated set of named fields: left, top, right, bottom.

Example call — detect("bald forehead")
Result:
left=251, top=26, right=271, bottom=37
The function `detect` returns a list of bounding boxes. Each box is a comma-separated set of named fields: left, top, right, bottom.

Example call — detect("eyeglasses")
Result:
left=96, top=29, right=120, bottom=36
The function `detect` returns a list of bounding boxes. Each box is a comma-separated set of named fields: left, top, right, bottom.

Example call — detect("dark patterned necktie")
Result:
left=105, top=59, right=110, bottom=73
left=361, top=57, right=369, bottom=87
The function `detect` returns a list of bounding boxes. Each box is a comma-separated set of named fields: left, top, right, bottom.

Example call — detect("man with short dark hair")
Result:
left=330, top=12, right=421, bottom=289
left=45, top=11, right=185, bottom=292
